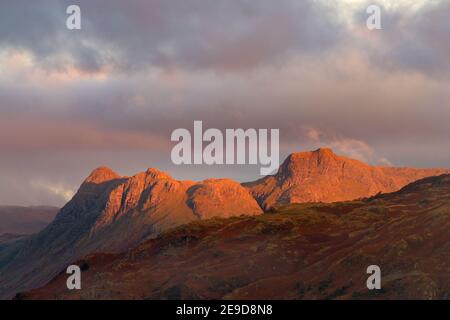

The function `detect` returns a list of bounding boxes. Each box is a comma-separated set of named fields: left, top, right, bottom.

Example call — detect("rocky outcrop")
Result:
left=187, top=179, right=263, bottom=219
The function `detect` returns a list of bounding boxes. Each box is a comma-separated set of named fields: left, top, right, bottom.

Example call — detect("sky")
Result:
left=0, top=0, right=449, bottom=206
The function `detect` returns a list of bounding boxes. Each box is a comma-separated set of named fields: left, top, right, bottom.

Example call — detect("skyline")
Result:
left=0, top=0, right=449, bottom=206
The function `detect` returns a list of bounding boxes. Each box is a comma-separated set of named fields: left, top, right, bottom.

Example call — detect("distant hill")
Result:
left=0, top=206, right=58, bottom=235
left=21, top=174, right=450, bottom=300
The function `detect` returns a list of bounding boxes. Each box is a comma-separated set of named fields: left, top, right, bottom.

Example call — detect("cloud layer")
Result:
left=0, top=0, right=449, bottom=205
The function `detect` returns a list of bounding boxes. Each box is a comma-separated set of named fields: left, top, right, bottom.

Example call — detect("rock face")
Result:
left=244, top=148, right=450, bottom=209
left=21, top=174, right=450, bottom=300
left=187, top=179, right=263, bottom=219
left=0, top=167, right=261, bottom=299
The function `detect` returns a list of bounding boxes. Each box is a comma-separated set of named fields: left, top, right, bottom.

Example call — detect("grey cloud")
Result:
left=0, top=0, right=449, bottom=206
left=0, top=0, right=344, bottom=72
left=353, top=1, right=450, bottom=77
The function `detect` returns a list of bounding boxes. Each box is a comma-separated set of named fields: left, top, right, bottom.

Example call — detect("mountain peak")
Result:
left=286, top=147, right=338, bottom=163
left=84, top=166, right=120, bottom=184
left=145, top=168, right=172, bottom=180
left=313, top=147, right=335, bottom=156
left=278, top=147, right=340, bottom=178
left=247, top=148, right=450, bottom=209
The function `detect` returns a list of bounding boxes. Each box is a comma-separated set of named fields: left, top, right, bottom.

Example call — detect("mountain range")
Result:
left=0, top=148, right=449, bottom=299
left=20, top=174, right=450, bottom=299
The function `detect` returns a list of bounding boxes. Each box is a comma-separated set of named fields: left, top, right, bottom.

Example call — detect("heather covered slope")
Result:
left=0, top=206, right=58, bottom=235
left=22, top=174, right=450, bottom=300
left=244, top=148, right=450, bottom=209
left=0, top=167, right=261, bottom=299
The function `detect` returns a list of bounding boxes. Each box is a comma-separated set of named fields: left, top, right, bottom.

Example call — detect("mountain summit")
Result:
left=83, top=166, right=121, bottom=184
left=244, top=148, right=450, bottom=209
